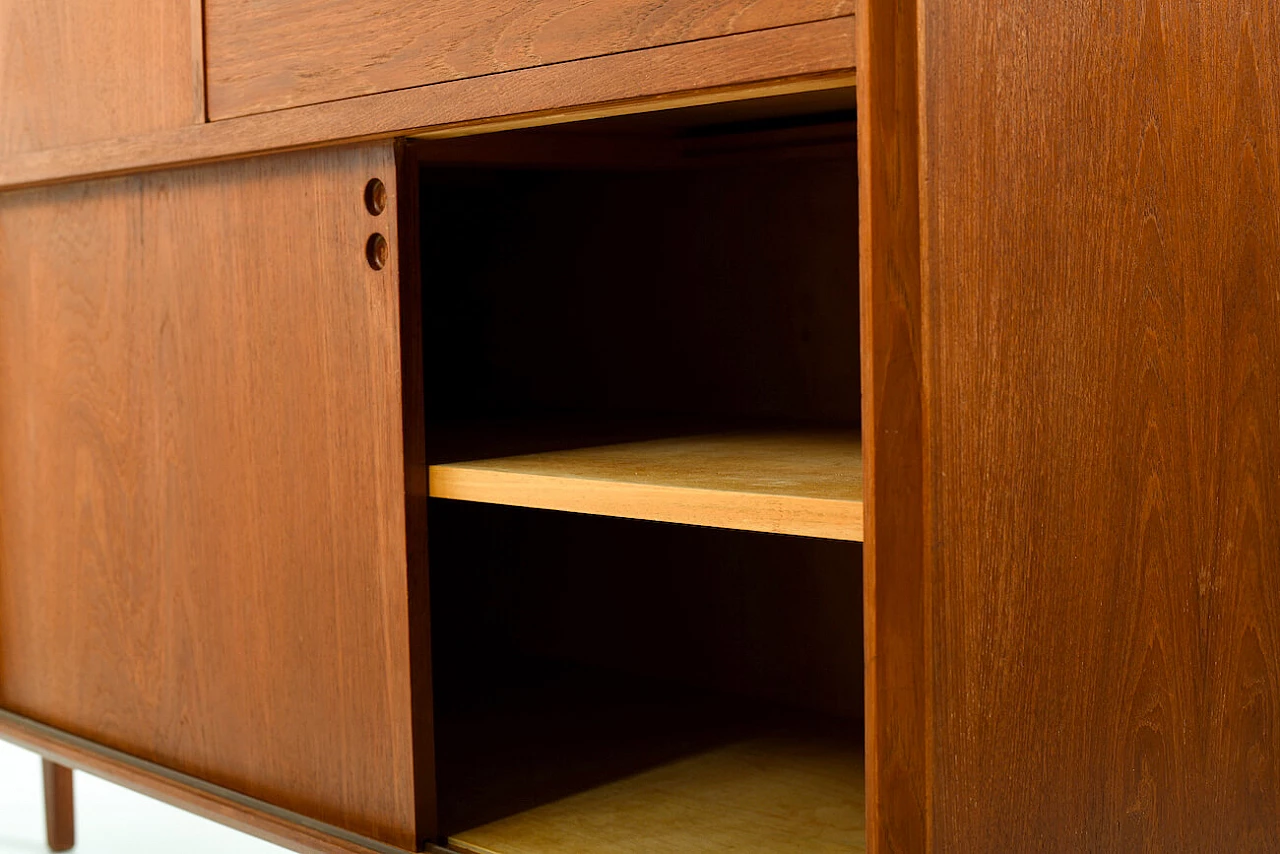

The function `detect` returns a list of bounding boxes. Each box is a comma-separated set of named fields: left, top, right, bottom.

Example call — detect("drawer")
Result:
left=203, top=0, right=854, bottom=120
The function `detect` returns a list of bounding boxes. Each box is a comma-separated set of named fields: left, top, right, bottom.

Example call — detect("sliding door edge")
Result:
left=391, top=138, right=439, bottom=848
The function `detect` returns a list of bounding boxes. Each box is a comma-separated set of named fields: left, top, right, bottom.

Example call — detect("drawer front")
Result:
left=0, top=143, right=423, bottom=848
left=204, top=0, right=854, bottom=120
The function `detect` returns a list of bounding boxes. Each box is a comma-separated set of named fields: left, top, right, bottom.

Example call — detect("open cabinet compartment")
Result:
left=429, top=506, right=865, bottom=853
left=406, top=87, right=864, bottom=853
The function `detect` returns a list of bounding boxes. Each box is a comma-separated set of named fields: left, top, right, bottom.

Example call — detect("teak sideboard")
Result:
left=1, top=2, right=1277, bottom=853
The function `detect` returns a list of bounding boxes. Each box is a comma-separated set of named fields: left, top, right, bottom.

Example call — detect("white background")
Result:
left=0, top=740, right=284, bottom=854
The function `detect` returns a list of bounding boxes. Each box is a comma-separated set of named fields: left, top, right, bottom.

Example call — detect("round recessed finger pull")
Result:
left=364, top=178, right=387, bottom=216
left=366, top=233, right=388, bottom=270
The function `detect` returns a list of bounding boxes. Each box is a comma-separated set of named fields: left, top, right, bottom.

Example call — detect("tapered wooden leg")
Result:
left=42, top=759, right=75, bottom=852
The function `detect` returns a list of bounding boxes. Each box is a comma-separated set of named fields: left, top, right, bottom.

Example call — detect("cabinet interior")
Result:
left=410, top=87, right=865, bottom=853
left=429, top=505, right=864, bottom=853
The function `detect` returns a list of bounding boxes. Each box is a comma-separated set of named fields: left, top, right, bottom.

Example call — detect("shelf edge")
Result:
left=429, top=465, right=863, bottom=542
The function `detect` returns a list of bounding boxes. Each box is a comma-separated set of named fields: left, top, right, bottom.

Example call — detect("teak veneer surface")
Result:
left=0, top=0, right=201, bottom=156
left=0, top=143, right=426, bottom=848
left=448, top=735, right=865, bottom=854
left=205, top=0, right=853, bottom=120
left=914, top=0, right=1280, bottom=849
left=429, top=431, right=863, bottom=541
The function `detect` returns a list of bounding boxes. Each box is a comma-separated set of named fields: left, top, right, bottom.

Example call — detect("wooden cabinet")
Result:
left=2, top=2, right=1280, bottom=853
left=0, top=0, right=201, bottom=154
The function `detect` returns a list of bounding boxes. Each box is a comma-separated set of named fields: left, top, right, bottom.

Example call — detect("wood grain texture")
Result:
left=0, top=18, right=856, bottom=192
left=856, top=0, right=928, bottom=852
left=0, top=144, right=426, bottom=848
left=1, top=711, right=410, bottom=854
left=921, top=0, right=1280, bottom=849
left=448, top=735, right=865, bottom=854
left=0, top=0, right=199, bottom=155
left=42, top=760, right=75, bottom=852
left=204, top=0, right=853, bottom=120
left=429, top=431, right=863, bottom=541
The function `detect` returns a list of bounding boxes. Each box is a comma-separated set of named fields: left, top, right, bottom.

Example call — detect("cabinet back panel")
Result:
left=421, top=153, right=859, bottom=429
left=428, top=501, right=863, bottom=720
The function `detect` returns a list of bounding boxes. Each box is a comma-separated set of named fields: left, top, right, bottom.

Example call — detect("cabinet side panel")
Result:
left=923, top=0, right=1280, bottom=849
left=0, top=144, right=421, bottom=848
left=0, top=0, right=201, bottom=155
left=858, top=0, right=929, bottom=852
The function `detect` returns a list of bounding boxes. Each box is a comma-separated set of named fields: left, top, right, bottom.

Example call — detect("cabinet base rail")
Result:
left=0, top=709, right=425, bottom=854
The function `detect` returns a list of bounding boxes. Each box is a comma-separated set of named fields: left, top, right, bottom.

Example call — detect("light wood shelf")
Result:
left=449, top=733, right=865, bottom=854
left=428, top=429, right=863, bottom=541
